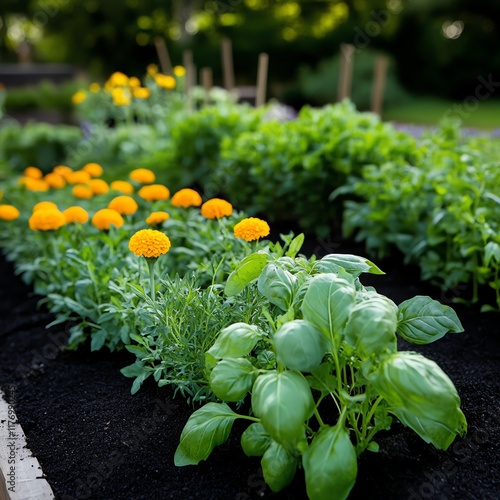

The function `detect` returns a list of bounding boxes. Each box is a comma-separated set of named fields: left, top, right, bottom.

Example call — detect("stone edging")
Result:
left=0, top=387, right=54, bottom=499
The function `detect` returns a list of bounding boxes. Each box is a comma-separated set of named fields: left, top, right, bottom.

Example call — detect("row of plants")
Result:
left=0, top=161, right=467, bottom=498
left=2, top=83, right=500, bottom=311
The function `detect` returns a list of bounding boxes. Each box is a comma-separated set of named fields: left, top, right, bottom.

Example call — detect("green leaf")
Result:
left=301, top=274, right=356, bottom=341
left=241, top=423, right=271, bottom=457
left=258, top=263, right=297, bottom=311
left=90, top=329, right=107, bottom=351
left=225, top=252, right=269, bottom=296
left=174, top=403, right=238, bottom=466
left=120, top=359, right=145, bottom=378
left=303, top=424, right=358, bottom=500
left=210, top=358, right=257, bottom=402
left=372, top=352, right=467, bottom=450
left=261, top=441, right=298, bottom=492
left=316, top=253, right=384, bottom=277
left=207, top=322, right=264, bottom=359
left=344, top=297, right=397, bottom=358
left=285, top=233, right=305, bottom=258
left=397, top=296, right=464, bottom=345
left=252, top=371, right=314, bottom=448
left=274, top=320, right=326, bottom=372
left=306, top=362, right=338, bottom=395
left=484, top=241, right=500, bottom=266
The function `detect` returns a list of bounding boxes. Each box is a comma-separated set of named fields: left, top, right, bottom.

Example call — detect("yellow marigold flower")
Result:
left=138, top=184, right=170, bottom=202
left=91, top=209, right=124, bottom=230
left=133, top=87, right=151, bottom=99
left=66, top=170, right=91, bottom=185
left=201, top=198, right=233, bottom=219
left=33, top=201, right=58, bottom=212
left=173, top=65, right=186, bottom=77
left=234, top=217, right=270, bottom=242
left=146, top=211, right=170, bottom=226
left=88, top=179, right=109, bottom=195
left=29, top=209, right=66, bottom=231
left=155, top=74, right=176, bottom=90
left=0, top=205, right=20, bottom=221
left=72, top=184, right=94, bottom=199
left=24, top=166, right=43, bottom=179
left=129, top=76, right=141, bottom=88
left=44, top=172, right=66, bottom=189
left=129, top=229, right=171, bottom=259
left=108, top=71, right=129, bottom=87
left=89, top=83, right=101, bottom=93
left=20, top=177, right=49, bottom=192
left=110, top=180, right=134, bottom=194
left=171, top=188, right=202, bottom=208
left=112, top=87, right=131, bottom=106
left=147, top=64, right=158, bottom=76
left=129, top=168, right=155, bottom=184
left=63, top=206, right=89, bottom=224
left=53, top=165, right=73, bottom=179
left=82, top=162, right=103, bottom=177
left=72, top=90, right=87, bottom=105
left=108, top=195, right=138, bottom=215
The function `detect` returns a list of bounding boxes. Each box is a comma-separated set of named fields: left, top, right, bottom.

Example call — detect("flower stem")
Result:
left=146, top=258, right=157, bottom=302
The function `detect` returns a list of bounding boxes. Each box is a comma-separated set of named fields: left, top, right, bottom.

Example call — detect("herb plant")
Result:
left=175, top=251, right=466, bottom=498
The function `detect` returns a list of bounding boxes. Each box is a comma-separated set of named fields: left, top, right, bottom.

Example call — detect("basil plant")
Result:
left=175, top=242, right=467, bottom=499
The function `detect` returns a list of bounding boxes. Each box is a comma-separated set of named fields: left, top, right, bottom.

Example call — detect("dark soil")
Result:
left=1, top=239, right=499, bottom=500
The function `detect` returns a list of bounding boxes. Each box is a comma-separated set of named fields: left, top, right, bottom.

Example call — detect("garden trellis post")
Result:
left=371, top=55, right=389, bottom=116
left=256, top=52, right=269, bottom=107
left=154, top=36, right=173, bottom=75
left=338, top=44, right=354, bottom=102
left=221, top=38, right=235, bottom=91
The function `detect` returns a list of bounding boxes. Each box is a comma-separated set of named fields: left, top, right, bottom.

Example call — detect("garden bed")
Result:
left=1, top=238, right=499, bottom=500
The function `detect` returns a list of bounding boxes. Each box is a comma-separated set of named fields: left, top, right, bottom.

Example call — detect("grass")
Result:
left=383, top=96, right=500, bottom=131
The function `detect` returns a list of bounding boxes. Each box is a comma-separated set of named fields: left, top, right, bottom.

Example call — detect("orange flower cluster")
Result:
left=91, top=209, right=124, bottom=230
left=130, top=168, right=155, bottom=184
left=171, top=188, right=202, bottom=208
left=29, top=209, right=66, bottom=231
left=233, top=217, right=270, bottom=242
left=129, top=229, right=171, bottom=258
left=0, top=205, right=20, bottom=221
left=138, top=184, right=170, bottom=202
left=146, top=211, right=170, bottom=226
left=108, top=196, right=138, bottom=215
left=63, top=206, right=89, bottom=224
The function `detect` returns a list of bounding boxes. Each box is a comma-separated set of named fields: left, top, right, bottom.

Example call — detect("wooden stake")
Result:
left=154, top=36, right=173, bottom=74
left=338, top=43, right=355, bottom=101
left=371, top=55, right=389, bottom=116
left=221, top=38, right=235, bottom=90
left=201, top=67, right=213, bottom=92
left=256, top=52, right=269, bottom=107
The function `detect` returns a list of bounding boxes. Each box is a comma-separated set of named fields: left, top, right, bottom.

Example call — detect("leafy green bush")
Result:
left=219, top=101, right=417, bottom=236
left=0, top=121, right=81, bottom=174
left=139, top=103, right=262, bottom=192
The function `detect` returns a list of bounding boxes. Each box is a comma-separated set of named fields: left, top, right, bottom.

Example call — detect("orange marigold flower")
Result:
left=233, top=217, right=270, bottom=242
left=24, top=166, right=43, bottom=179
left=72, top=185, right=94, bottom=199
left=20, top=177, right=49, bottom=192
left=173, top=65, right=186, bottom=77
left=200, top=198, right=233, bottom=219
left=133, top=87, right=151, bottom=99
left=108, top=195, right=138, bottom=215
left=128, top=76, right=141, bottom=88
left=138, top=184, right=170, bottom=202
left=129, top=229, right=171, bottom=259
left=108, top=71, right=129, bottom=87
left=28, top=209, right=66, bottom=231
left=112, top=87, right=131, bottom=106
left=171, top=188, right=202, bottom=208
left=66, top=170, right=91, bottom=185
left=82, top=162, right=103, bottom=177
left=91, top=209, right=124, bottom=230
left=44, top=172, right=66, bottom=189
left=129, top=168, right=155, bottom=184
left=146, top=211, right=170, bottom=226
left=147, top=64, right=158, bottom=76
left=88, top=179, right=109, bottom=195
left=155, top=74, right=176, bottom=90
left=33, top=201, right=58, bottom=212
left=89, top=83, right=100, bottom=93
left=72, top=90, right=87, bottom=105
left=110, top=180, right=134, bottom=194
left=53, top=165, right=73, bottom=178
left=63, top=206, right=89, bottom=224
left=0, top=205, right=20, bottom=221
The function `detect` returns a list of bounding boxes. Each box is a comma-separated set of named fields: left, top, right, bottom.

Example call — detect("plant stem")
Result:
left=147, top=258, right=156, bottom=302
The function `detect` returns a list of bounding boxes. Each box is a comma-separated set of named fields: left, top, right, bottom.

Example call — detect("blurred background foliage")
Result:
left=0, top=0, right=499, bottom=109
